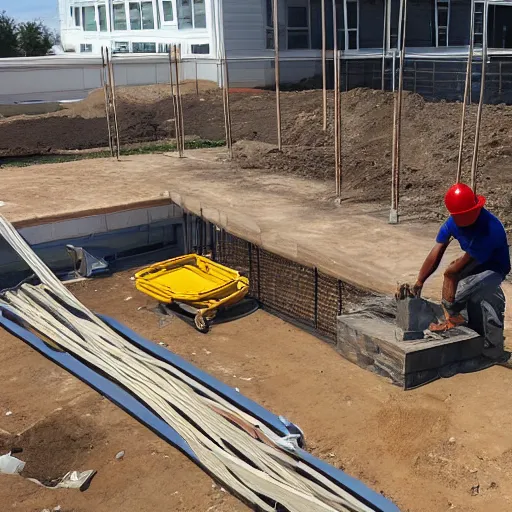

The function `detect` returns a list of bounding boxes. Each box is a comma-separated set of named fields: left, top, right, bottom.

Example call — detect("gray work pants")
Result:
left=443, top=270, right=506, bottom=360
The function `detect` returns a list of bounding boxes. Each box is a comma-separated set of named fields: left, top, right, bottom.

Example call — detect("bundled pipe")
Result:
left=0, top=215, right=377, bottom=512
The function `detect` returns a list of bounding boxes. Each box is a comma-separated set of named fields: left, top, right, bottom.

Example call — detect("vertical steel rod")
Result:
left=273, top=0, right=282, bottom=150
left=390, top=0, right=406, bottom=223
left=169, top=46, right=181, bottom=155
left=100, top=47, right=114, bottom=157
left=321, top=0, right=327, bottom=131
left=106, top=48, right=121, bottom=160
left=471, top=2, right=488, bottom=193
left=456, top=0, right=475, bottom=183
left=223, top=57, right=233, bottom=159
left=332, top=0, right=340, bottom=196
left=381, top=0, right=388, bottom=91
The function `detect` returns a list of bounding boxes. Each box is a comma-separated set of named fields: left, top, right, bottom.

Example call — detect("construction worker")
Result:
left=413, top=183, right=510, bottom=361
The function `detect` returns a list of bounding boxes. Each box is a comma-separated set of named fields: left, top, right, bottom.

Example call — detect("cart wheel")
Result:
left=194, top=314, right=210, bottom=334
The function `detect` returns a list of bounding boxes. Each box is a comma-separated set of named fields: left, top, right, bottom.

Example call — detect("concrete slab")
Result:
left=337, top=313, right=485, bottom=389
left=1, top=150, right=511, bottom=332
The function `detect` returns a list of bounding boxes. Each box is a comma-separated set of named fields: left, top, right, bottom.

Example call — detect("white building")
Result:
left=58, top=0, right=220, bottom=57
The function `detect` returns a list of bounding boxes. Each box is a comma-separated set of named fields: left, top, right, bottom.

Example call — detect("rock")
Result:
left=115, top=450, right=125, bottom=460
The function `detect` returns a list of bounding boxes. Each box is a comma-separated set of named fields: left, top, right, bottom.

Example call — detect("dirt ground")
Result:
left=2, top=84, right=512, bottom=228
left=1, top=271, right=512, bottom=512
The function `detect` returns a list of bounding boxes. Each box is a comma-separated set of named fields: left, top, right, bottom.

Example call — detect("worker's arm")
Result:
left=413, top=242, right=449, bottom=296
left=442, top=252, right=474, bottom=304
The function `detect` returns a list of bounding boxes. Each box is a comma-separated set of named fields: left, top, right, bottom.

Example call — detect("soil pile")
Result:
left=1, top=85, right=512, bottom=226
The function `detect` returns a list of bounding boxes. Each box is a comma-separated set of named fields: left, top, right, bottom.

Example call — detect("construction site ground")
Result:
left=0, top=151, right=512, bottom=511
left=2, top=84, right=512, bottom=228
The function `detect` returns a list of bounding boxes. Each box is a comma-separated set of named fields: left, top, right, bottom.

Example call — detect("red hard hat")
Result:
left=444, top=183, right=486, bottom=227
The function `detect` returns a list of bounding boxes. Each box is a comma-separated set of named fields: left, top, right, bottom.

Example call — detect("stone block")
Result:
left=396, top=297, right=439, bottom=341
left=337, top=313, right=484, bottom=389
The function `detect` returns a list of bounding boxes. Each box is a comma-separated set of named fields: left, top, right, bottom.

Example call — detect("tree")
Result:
left=0, top=11, right=19, bottom=58
left=17, top=21, right=56, bottom=57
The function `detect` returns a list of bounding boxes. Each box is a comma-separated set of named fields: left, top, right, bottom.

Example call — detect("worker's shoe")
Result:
left=429, top=313, right=466, bottom=332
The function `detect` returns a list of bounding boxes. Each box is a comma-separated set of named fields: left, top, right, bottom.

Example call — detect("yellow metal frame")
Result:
left=134, top=254, right=249, bottom=322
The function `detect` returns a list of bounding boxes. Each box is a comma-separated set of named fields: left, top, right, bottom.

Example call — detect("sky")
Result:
left=2, top=0, right=60, bottom=31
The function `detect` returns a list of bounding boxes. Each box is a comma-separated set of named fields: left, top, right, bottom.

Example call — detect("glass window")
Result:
left=74, top=7, right=80, bottom=27
left=98, top=5, right=108, bottom=31
left=346, top=1, right=357, bottom=29
left=193, top=0, right=206, bottom=28
left=288, top=6, right=308, bottom=28
left=133, top=42, right=156, bottom=52
left=162, top=1, right=173, bottom=21
left=113, top=41, right=130, bottom=53
left=113, top=3, right=127, bottom=30
left=177, top=0, right=193, bottom=28
left=158, top=43, right=170, bottom=53
left=266, top=28, right=274, bottom=49
left=288, top=31, right=309, bottom=49
left=141, top=2, right=155, bottom=29
left=82, top=6, right=97, bottom=31
left=129, top=2, right=142, bottom=29
left=266, top=0, right=273, bottom=27
left=191, top=43, right=209, bottom=54
left=80, top=43, right=93, bottom=52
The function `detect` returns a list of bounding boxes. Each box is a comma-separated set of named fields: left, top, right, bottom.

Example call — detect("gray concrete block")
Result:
left=396, top=297, right=438, bottom=340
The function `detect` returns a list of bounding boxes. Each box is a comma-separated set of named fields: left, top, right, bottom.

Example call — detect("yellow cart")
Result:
left=134, top=254, right=250, bottom=333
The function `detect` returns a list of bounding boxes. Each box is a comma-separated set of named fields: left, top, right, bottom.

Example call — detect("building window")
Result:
left=266, top=0, right=274, bottom=49
left=287, top=3, right=310, bottom=49
left=113, top=41, right=130, bottom=53
left=133, top=42, right=157, bottom=52
left=474, top=1, right=484, bottom=47
left=337, top=0, right=358, bottom=50
left=80, top=43, right=93, bottom=52
left=82, top=6, right=97, bottom=31
left=129, top=1, right=155, bottom=30
left=162, top=1, right=174, bottom=21
left=98, top=4, right=108, bottom=32
left=177, top=0, right=206, bottom=29
left=435, top=0, right=450, bottom=46
left=74, top=7, right=81, bottom=27
left=158, top=43, right=170, bottom=53
left=112, top=3, right=127, bottom=30
left=191, top=43, right=209, bottom=54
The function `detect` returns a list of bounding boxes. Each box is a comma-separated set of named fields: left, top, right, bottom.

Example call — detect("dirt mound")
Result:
left=2, top=85, right=512, bottom=228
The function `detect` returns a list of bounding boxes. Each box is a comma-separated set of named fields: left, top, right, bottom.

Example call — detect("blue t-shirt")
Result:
left=436, top=208, right=511, bottom=277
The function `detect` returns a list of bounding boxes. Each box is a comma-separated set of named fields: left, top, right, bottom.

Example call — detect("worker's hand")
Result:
left=412, top=281, right=423, bottom=298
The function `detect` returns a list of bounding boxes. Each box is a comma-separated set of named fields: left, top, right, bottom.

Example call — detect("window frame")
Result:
left=286, top=1, right=311, bottom=50
left=128, top=1, right=156, bottom=31
left=473, top=1, right=485, bottom=48
left=112, top=2, right=128, bottom=31
left=177, top=0, right=207, bottom=30
left=435, top=0, right=450, bottom=47
left=160, top=0, right=176, bottom=24
left=81, top=5, right=98, bottom=32
left=337, top=0, right=359, bottom=51
left=266, top=0, right=274, bottom=50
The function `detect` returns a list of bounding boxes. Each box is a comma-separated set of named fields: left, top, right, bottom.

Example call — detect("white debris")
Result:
left=239, top=377, right=253, bottom=382
left=124, top=296, right=133, bottom=301
left=115, top=450, right=125, bottom=460
left=0, top=453, right=26, bottom=474
left=449, top=437, right=456, bottom=444
left=5, top=411, right=12, bottom=416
